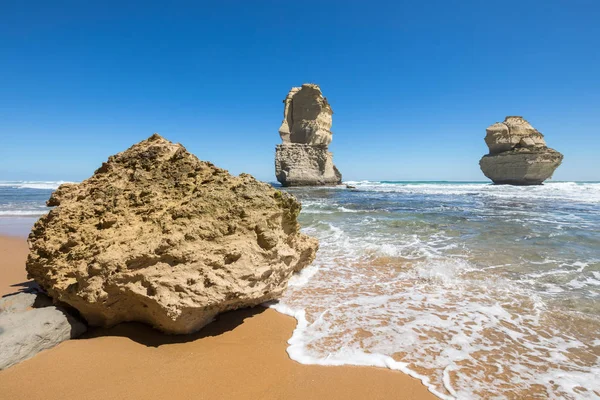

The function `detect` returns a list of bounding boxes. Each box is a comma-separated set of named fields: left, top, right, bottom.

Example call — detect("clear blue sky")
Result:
left=1, top=1, right=599, bottom=182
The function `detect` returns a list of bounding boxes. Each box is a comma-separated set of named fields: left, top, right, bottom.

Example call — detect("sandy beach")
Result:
left=0, top=235, right=436, bottom=400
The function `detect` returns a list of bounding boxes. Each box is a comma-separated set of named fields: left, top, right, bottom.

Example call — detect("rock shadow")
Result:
left=1, top=280, right=40, bottom=298
left=79, top=305, right=268, bottom=347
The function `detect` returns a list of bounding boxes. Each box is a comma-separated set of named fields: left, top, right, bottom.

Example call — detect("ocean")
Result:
left=1, top=180, right=599, bottom=399
left=0, top=181, right=71, bottom=236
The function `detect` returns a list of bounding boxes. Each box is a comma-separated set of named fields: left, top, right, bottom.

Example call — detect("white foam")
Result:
left=300, top=199, right=370, bottom=214
left=0, top=181, right=70, bottom=190
left=0, top=210, right=47, bottom=216
left=269, top=301, right=453, bottom=400
left=344, top=181, right=600, bottom=204
left=287, top=264, right=321, bottom=288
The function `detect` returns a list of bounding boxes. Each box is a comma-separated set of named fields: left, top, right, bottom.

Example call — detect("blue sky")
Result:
left=1, top=1, right=599, bottom=182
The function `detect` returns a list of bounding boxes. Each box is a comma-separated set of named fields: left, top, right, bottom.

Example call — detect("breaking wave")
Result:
left=0, top=181, right=69, bottom=190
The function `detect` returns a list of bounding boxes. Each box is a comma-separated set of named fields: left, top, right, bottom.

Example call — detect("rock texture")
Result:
left=479, top=116, right=563, bottom=185
left=275, top=84, right=342, bottom=186
left=0, top=291, right=87, bottom=370
left=27, top=134, right=318, bottom=334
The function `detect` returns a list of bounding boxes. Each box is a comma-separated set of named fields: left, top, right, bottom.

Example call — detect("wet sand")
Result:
left=0, top=235, right=436, bottom=400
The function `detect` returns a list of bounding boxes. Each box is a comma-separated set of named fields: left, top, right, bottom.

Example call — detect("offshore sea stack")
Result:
left=27, top=134, right=318, bottom=334
left=479, top=116, right=563, bottom=185
left=275, top=84, right=342, bottom=186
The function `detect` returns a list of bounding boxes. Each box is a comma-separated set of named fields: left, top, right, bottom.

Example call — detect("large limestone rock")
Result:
left=275, top=84, right=342, bottom=186
left=479, top=116, right=563, bottom=185
left=27, top=134, right=318, bottom=334
left=0, top=291, right=87, bottom=370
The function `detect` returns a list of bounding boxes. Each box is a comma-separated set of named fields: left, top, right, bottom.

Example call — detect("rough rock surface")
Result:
left=479, top=116, right=563, bottom=185
left=0, top=291, right=87, bottom=370
left=278, top=84, right=333, bottom=146
left=275, top=84, right=342, bottom=186
left=27, top=134, right=318, bottom=334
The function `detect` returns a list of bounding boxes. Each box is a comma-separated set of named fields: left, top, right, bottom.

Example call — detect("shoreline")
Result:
left=0, top=234, right=436, bottom=400
left=0, top=217, right=37, bottom=238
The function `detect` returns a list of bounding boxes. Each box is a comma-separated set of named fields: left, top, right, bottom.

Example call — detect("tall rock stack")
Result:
left=479, top=116, right=563, bottom=185
left=275, top=84, right=342, bottom=186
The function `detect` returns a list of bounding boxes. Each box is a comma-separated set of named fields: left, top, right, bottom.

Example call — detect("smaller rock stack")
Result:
left=275, top=84, right=342, bottom=186
left=479, top=116, right=563, bottom=185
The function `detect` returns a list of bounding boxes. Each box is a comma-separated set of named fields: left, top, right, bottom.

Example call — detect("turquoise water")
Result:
left=2, top=180, right=600, bottom=399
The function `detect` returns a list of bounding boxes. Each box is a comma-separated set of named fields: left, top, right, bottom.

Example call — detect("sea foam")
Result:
left=0, top=181, right=69, bottom=190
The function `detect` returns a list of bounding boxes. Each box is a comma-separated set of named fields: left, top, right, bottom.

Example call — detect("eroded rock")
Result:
left=479, top=116, right=563, bottom=185
left=27, top=134, right=318, bottom=334
left=275, top=84, right=342, bottom=186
